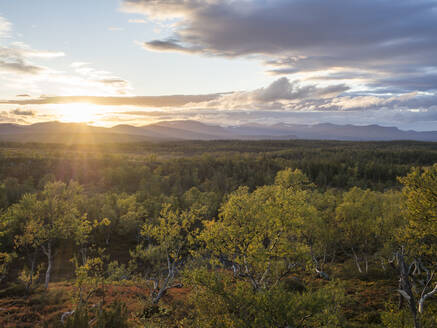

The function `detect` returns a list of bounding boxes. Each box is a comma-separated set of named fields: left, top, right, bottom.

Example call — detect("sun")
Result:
left=57, top=103, right=101, bottom=123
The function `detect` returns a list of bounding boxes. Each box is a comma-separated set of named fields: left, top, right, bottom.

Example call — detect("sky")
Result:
left=0, top=0, right=437, bottom=130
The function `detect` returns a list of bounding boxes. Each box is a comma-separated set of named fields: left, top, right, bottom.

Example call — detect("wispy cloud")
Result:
left=69, top=62, right=132, bottom=95
left=0, top=94, right=222, bottom=107
left=108, top=26, right=124, bottom=31
left=0, top=16, right=11, bottom=38
left=128, top=19, right=148, bottom=24
left=0, top=40, right=65, bottom=76
left=0, top=15, right=132, bottom=98
left=10, top=108, right=35, bottom=116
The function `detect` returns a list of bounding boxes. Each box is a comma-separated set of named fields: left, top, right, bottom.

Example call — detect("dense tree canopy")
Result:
left=0, top=141, right=436, bottom=327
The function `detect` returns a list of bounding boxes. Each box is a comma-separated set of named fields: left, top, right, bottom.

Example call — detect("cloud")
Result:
left=1, top=75, right=436, bottom=130
left=71, top=62, right=89, bottom=68
left=186, top=78, right=350, bottom=110
left=0, top=41, right=133, bottom=98
left=0, top=43, right=64, bottom=75
left=10, top=108, right=35, bottom=116
left=0, top=59, right=43, bottom=74
left=0, top=57, right=132, bottom=97
left=122, top=0, right=198, bottom=19
left=0, top=94, right=223, bottom=107
left=2, top=77, right=435, bottom=114
left=370, top=73, right=437, bottom=92
left=0, top=78, right=350, bottom=110
left=0, top=47, right=45, bottom=74
left=0, top=16, right=11, bottom=38
left=128, top=19, right=148, bottom=24
left=69, top=62, right=132, bottom=95
left=98, top=78, right=130, bottom=87
left=253, top=78, right=349, bottom=102
left=9, top=42, right=65, bottom=58
left=108, top=27, right=124, bottom=31
left=0, top=19, right=131, bottom=97
left=143, top=39, right=199, bottom=53
left=124, top=0, right=437, bottom=92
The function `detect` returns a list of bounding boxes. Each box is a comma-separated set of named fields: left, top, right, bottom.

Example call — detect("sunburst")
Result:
left=57, top=103, right=101, bottom=123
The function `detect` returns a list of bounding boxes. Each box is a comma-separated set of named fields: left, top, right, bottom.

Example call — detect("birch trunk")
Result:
left=397, top=252, right=420, bottom=328
left=152, top=256, right=175, bottom=304
left=43, top=241, right=52, bottom=290
left=352, top=249, right=363, bottom=273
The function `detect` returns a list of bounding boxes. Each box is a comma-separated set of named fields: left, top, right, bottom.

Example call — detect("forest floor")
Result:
left=0, top=282, right=192, bottom=327
left=0, top=262, right=399, bottom=328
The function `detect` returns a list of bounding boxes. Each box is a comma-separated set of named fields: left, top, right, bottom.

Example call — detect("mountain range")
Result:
left=0, top=120, right=436, bottom=143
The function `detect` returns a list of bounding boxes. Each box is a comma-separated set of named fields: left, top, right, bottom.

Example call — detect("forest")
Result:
left=0, top=140, right=436, bottom=328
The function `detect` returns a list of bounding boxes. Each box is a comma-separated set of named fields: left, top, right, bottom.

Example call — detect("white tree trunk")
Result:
left=418, top=284, right=437, bottom=314
left=152, top=256, right=175, bottom=304
left=397, top=251, right=420, bottom=328
left=352, top=249, right=363, bottom=273
left=43, top=241, right=52, bottom=290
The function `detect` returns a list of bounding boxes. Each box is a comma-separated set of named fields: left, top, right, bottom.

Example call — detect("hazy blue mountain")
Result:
left=0, top=121, right=435, bottom=143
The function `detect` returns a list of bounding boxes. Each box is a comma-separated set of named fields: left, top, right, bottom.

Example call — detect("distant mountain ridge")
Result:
left=0, top=120, right=436, bottom=143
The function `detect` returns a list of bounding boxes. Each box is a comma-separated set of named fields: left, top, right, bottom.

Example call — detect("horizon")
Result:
left=1, top=1, right=437, bottom=131
left=2, top=119, right=437, bottom=133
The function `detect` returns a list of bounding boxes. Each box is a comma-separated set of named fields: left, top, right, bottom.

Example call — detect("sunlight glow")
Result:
left=57, top=103, right=102, bottom=123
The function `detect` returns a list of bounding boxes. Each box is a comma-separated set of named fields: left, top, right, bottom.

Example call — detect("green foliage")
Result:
left=129, top=243, right=167, bottom=281
left=95, top=301, right=130, bottom=328
left=107, top=261, right=131, bottom=282
left=4, top=180, right=90, bottom=288
left=184, top=268, right=345, bottom=328
left=88, top=192, right=147, bottom=245
left=142, top=204, right=201, bottom=262
left=335, top=187, right=402, bottom=272
left=274, top=167, right=315, bottom=190
left=58, top=301, right=130, bottom=328
left=381, top=302, right=437, bottom=328
left=72, top=249, right=109, bottom=306
left=18, top=263, right=42, bottom=291
left=0, top=177, right=34, bottom=210
left=398, top=164, right=437, bottom=259
left=0, top=252, right=15, bottom=283
left=304, top=189, right=340, bottom=268
left=181, top=187, right=221, bottom=218
left=201, top=172, right=317, bottom=289
left=7, top=181, right=87, bottom=254
left=380, top=164, right=437, bottom=328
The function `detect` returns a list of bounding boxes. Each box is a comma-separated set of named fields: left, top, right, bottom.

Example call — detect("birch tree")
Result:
left=2, top=194, right=41, bottom=290
left=13, top=181, right=88, bottom=289
left=335, top=187, right=398, bottom=273
left=391, top=164, right=437, bottom=328
left=134, top=204, right=201, bottom=304
left=201, top=179, right=315, bottom=290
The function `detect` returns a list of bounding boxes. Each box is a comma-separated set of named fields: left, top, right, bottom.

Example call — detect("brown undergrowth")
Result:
left=0, top=263, right=401, bottom=328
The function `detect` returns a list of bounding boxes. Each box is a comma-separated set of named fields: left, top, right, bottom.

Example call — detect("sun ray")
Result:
left=55, top=103, right=101, bottom=124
